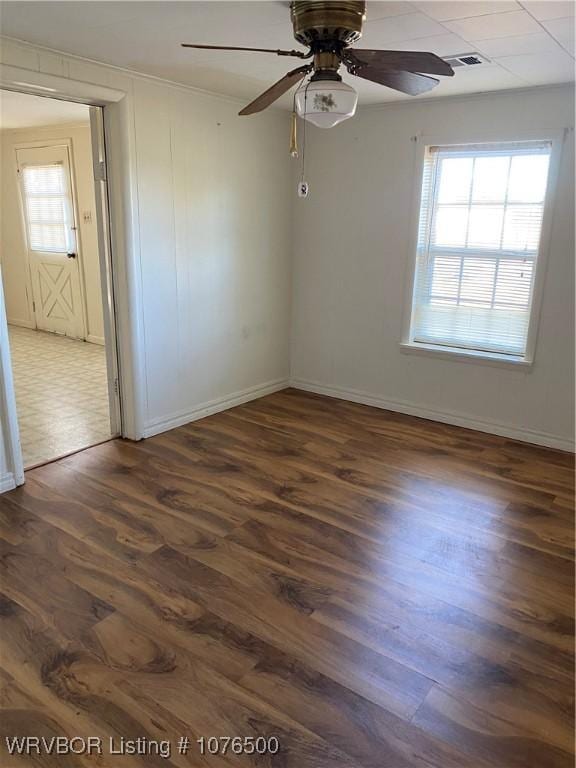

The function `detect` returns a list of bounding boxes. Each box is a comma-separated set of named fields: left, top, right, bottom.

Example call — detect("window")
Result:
left=408, top=141, right=552, bottom=360
left=20, top=163, right=74, bottom=253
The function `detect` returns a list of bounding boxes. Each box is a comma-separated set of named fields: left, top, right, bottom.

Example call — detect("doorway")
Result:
left=0, top=90, right=121, bottom=469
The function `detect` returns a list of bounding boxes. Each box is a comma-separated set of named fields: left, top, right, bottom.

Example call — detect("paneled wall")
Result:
left=132, top=80, right=292, bottom=435
left=291, top=85, right=575, bottom=450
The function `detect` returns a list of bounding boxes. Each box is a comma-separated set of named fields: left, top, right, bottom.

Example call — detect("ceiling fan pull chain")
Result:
left=290, top=70, right=312, bottom=158
left=297, top=81, right=310, bottom=198
left=290, top=111, right=299, bottom=158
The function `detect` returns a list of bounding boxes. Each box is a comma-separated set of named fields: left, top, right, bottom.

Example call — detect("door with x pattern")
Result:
left=16, top=144, right=85, bottom=339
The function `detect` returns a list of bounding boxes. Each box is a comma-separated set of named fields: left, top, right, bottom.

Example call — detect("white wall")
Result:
left=0, top=38, right=292, bottom=482
left=0, top=122, right=105, bottom=342
left=291, top=85, right=575, bottom=450
left=132, top=79, right=292, bottom=435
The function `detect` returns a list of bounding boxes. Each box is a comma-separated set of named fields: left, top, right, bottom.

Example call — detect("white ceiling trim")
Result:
left=0, top=36, right=254, bottom=106
left=355, top=79, right=573, bottom=111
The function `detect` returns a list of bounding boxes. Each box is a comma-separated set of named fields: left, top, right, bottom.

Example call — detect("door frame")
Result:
left=0, top=65, right=146, bottom=489
left=89, top=105, right=122, bottom=437
left=0, top=266, right=24, bottom=488
left=14, top=137, right=89, bottom=340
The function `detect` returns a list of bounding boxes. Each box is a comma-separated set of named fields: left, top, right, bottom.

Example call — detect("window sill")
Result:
left=399, top=342, right=533, bottom=370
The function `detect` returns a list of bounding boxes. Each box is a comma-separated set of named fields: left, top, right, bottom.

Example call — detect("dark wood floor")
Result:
left=0, top=388, right=574, bottom=767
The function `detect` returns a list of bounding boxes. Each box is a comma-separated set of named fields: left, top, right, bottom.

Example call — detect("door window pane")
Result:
left=21, top=163, right=70, bottom=252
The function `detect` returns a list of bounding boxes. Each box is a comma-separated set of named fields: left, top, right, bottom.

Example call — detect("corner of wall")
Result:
left=0, top=471, right=16, bottom=493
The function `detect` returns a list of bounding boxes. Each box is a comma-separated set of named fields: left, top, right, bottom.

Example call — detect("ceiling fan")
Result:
left=182, top=1, right=454, bottom=128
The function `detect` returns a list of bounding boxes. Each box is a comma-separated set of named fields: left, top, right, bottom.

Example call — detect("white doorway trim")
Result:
left=0, top=65, right=146, bottom=490
left=89, top=105, right=122, bottom=438
left=0, top=267, right=24, bottom=489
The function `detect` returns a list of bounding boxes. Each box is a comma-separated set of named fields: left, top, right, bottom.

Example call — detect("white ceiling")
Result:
left=0, top=1, right=574, bottom=108
left=0, top=89, right=90, bottom=129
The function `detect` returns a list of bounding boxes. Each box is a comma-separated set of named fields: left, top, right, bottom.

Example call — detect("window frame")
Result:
left=400, top=128, right=566, bottom=368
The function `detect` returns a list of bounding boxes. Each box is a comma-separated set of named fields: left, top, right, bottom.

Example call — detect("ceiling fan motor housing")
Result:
left=290, top=1, right=366, bottom=51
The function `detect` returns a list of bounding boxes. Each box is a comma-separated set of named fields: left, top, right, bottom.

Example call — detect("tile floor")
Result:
left=8, top=325, right=112, bottom=468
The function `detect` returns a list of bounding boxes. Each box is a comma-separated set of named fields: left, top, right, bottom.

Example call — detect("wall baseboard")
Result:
left=290, top=378, right=575, bottom=453
left=0, top=473, right=16, bottom=493
left=7, top=318, right=34, bottom=330
left=143, top=378, right=290, bottom=438
left=87, top=334, right=105, bottom=346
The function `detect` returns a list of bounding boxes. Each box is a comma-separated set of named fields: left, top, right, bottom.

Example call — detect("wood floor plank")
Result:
left=0, top=594, right=187, bottom=768
left=27, top=463, right=217, bottom=561
left=62, top=443, right=248, bottom=537
left=228, top=500, right=575, bottom=651
left=4, top=475, right=161, bottom=563
left=228, top=403, right=566, bottom=506
left=412, top=684, right=574, bottom=768
left=237, top=649, right=495, bottom=768
left=0, top=674, right=88, bottom=768
left=314, top=597, right=574, bottom=753
left=0, top=389, right=573, bottom=767
left=98, top=614, right=371, bottom=768
left=2, top=521, right=264, bottom=685
left=140, top=546, right=434, bottom=719
left=179, top=535, right=335, bottom=615
left=0, top=540, right=113, bottom=640
left=118, top=664, right=364, bottom=768
left=227, top=519, right=573, bottom=681
left=223, top=414, right=575, bottom=558
left=237, top=392, right=574, bottom=500
left=143, top=418, right=574, bottom=600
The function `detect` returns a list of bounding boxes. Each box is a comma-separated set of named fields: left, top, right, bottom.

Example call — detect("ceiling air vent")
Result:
left=443, top=52, right=490, bottom=68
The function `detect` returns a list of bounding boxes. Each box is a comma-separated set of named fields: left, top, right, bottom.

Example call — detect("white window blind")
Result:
left=20, top=163, right=73, bottom=252
left=410, top=141, right=552, bottom=357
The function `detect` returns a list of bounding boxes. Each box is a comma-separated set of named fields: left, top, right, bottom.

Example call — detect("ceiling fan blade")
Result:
left=181, top=44, right=309, bottom=59
left=347, top=66, right=440, bottom=95
left=239, top=65, right=312, bottom=116
left=345, top=49, right=454, bottom=76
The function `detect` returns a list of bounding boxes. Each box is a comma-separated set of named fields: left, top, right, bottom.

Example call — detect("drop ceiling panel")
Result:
left=366, top=2, right=416, bottom=20
left=520, top=1, right=575, bottom=21
left=495, top=48, right=575, bottom=82
left=444, top=9, right=543, bottom=39
left=1, top=1, right=142, bottom=32
left=415, top=1, right=520, bottom=22
left=474, top=31, right=564, bottom=57
left=542, top=17, right=575, bottom=55
left=361, top=12, right=447, bottom=45
left=420, top=60, right=527, bottom=93
left=376, top=32, right=475, bottom=55
left=0, top=0, right=573, bottom=109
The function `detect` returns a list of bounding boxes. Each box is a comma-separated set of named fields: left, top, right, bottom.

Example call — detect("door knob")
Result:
left=67, top=252, right=77, bottom=259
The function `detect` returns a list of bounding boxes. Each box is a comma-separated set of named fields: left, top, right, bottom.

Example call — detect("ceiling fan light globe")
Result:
left=295, top=79, right=357, bottom=128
